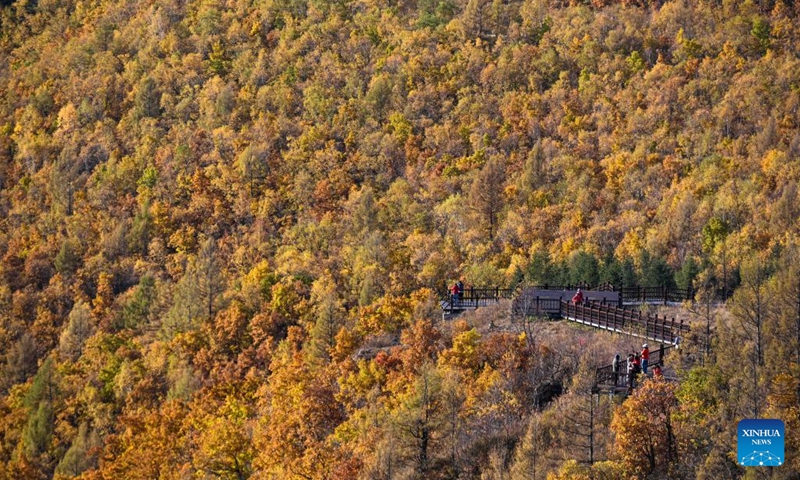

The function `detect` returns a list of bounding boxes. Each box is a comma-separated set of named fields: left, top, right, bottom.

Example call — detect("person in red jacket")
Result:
left=571, top=288, right=584, bottom=305
left=641, top=343, right=650, bottom=375
left=451, top=282, right=460, bottom=305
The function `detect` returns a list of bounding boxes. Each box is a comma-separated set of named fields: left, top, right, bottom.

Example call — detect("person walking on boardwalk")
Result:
left=641, top=343, right=649, bottom=375
left=572, top=288, right=584, bottom=305
left=613, top=354, right=621, bottom=385
left=457, top=280, right=464, bottom=301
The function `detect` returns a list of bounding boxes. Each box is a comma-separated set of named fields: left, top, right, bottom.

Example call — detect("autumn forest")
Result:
left=2, top=0, right=800, bottom=478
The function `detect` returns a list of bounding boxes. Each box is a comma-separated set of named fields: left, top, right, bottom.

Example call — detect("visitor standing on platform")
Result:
left=641, top=343, right=649, bottom=375
left=572, top=288, right=584, bottom=305
left=451, top=282, right=460, bottom=306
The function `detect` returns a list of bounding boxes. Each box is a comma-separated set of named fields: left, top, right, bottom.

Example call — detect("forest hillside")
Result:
left=1, top=0, right=800, bottom=478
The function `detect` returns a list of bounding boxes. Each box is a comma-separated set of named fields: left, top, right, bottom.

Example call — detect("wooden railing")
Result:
left=445, top=282, right=734, bottom=316
left=617, top=285, right=694, bottom=304
left=530, top=284, right=695, bottom=304
left=559, top=300, right=689, bottom=344
left=528, top=283, right=621, bottom=294
left=511, top=296, right=564, bottom=317
left=440, top=287, right=515, bottom=314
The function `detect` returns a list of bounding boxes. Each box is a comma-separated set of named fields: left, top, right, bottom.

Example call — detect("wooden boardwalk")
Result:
left=444, top=285, right=690, bottom=345
left=439, top=283, right=696, bottom=395
left=560, top=300, right=688, bottom=345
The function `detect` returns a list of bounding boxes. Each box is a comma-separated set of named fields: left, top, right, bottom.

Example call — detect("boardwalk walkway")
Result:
left=442, top=284, right=691, bottom=345
left=512, top=288, right=689, bottom=345
left=440, top=283, right=695, bottom=395
left=510, top=285, right=690, bottom=394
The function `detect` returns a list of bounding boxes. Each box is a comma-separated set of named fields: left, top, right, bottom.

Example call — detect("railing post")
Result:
left=652, top=315, right=657, bottom=340
left=653, top=322, right=664, bottom=341
left=669, top=318, right=675, bottom=342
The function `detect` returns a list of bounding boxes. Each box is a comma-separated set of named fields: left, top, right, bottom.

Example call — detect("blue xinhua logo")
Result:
left=738, top=419, right=785, bottom=467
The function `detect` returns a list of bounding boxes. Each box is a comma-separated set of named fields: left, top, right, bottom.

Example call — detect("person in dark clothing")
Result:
left=627, top=354, right=636, bottom=389
left=457, top=280, right=464, bottom=301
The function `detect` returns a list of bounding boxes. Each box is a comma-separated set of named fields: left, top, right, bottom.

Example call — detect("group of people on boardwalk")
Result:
left=612, top=343, right=662, bottom=391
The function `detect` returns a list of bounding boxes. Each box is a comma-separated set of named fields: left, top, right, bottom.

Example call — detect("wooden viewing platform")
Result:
left=439, top=287, right=515, bottom=315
